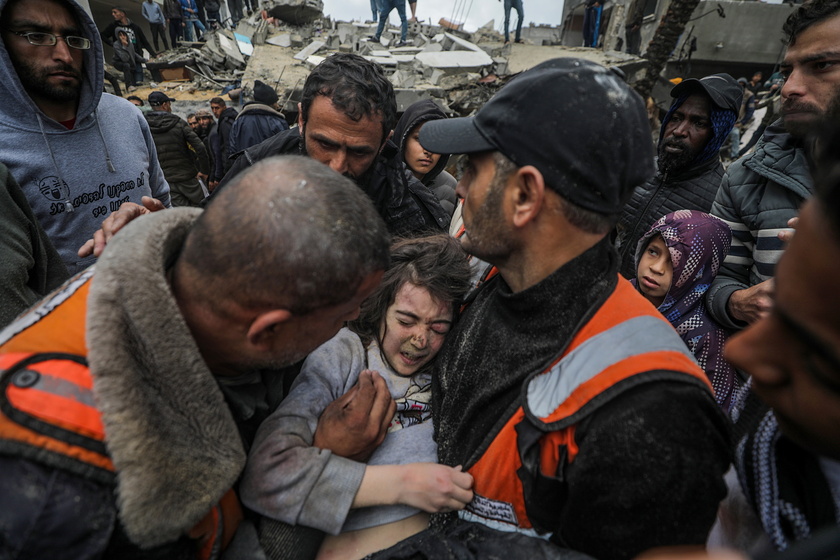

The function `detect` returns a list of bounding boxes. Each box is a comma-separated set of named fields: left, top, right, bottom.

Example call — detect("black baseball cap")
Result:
left=148, top=91, right=176, bottom=106
left=670, top=73, right=742, bottom=114
left=419, top=58, right=654, bottom=215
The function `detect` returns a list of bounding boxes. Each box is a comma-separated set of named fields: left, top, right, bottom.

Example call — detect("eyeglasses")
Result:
left=7, top=30, right=91, bottom=50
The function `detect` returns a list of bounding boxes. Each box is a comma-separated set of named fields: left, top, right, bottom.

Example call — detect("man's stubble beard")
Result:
left=15, top=59, right=82, bottom=104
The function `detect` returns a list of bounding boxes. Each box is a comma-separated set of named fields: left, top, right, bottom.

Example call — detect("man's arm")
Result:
left=132, top=23, right=157, bottom=57
left=557, top=381, right=730, bottom=560
left=184, top=123, right=210, bottom=176
left=707, top=171, right=756, bottom=329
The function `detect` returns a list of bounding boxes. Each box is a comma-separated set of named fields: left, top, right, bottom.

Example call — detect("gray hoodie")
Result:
left=0, top=0, right=170, bottom=275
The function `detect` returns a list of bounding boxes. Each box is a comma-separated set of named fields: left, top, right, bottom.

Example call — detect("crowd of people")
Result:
left=0, top=0, right=839, bottom=559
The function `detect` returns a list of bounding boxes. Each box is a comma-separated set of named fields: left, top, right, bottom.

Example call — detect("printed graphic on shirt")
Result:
left=37, top=172, right=147, bottom=219
left=388, top=372, right=431, bottom=432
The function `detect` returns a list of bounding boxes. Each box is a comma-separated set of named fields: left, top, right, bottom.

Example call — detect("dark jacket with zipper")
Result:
left=215, top=127, right=450, bottom=237
left=615, top=156, right=724, bottom=279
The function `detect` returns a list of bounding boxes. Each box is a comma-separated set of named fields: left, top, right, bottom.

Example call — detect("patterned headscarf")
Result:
left=633, top=210, right=739, bottom=409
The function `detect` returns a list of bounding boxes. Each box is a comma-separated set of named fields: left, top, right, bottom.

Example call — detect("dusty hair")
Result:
left=782, top=0, right=840, bottom=46
left=300, top=53, right=396, bottom=141
left=177, top=155, right=391, bottom=316
left=348, top=234, right=472, bottom=347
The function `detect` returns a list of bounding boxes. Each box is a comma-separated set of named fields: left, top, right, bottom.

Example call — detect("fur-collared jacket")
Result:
left=0, top=209, right=246, bottom=550
left=86, top=208, right=246, bottom=547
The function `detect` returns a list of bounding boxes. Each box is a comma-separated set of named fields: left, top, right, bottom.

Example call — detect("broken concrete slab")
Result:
left=443, top=32, right=484, bottom=53
left=414, top=50, right=494, bottom=73
left=294, top=39, right=326, bottom=60
left=267, top=33, right=292, bottom=47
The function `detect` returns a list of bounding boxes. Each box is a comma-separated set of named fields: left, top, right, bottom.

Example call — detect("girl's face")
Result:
left=380, top=282, right=452, bottom=377
left=404, top=124, right=440, bottom=180
left=637, top=234, right=672, bottom=307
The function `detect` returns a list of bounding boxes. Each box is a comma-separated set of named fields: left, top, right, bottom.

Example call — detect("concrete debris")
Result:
left=147, top=0, right=645, bottom=118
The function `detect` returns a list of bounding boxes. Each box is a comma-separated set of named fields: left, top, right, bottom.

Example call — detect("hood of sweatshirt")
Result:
left=145, top=110, right=183, bottom=133
left=0, top=0, right=103, bottom=132
left=635, top=210, right=731, bottom=325
left=0, top=0, right=171, bottom=276
left=393, top=99, right=451, bottom=186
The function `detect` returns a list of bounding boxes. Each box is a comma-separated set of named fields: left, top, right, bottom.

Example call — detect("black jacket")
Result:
left=216, top=128, right=450, bottom=237
left=614, top=156, right=724, bottom=279
left=393, top=99, right=457, bottom=218
left=100, top=20, right=156, bottom=57
left=216, top=106, right=238, bottom=176
left=144, top=111, right=209, bottom=183
left=229, top=103, right=289, bottom=154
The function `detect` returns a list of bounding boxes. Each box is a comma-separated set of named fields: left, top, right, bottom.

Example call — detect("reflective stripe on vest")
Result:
left=462, top=278, right=711, bottom=537
left=0, top=270, right=114, bottom=484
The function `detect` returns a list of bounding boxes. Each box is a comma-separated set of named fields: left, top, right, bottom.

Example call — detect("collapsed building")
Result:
left=136, top=0, right=645, bottom=121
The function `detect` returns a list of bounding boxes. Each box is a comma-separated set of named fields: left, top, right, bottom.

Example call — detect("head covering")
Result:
left=633, top=210, right=737, bottom=409
left=393, top=99, right=451, bottom=186
left=419, top=58, right=654, bottom=215
left=660, top=73, right=742, bottom=166
left=148, top=91, right=175, bottom=106
left=252, top=80, right=279, bottom=106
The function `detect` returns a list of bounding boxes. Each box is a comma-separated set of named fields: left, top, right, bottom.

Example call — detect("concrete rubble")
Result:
left=143, top=0, right=645, bottom=117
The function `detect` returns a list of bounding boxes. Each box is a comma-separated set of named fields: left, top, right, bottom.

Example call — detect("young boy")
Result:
left=634, top=210, right=741, bottom=410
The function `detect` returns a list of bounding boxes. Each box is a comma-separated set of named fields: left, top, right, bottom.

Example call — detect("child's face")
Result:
left=380, top=282, right=452, bottom=377
left=119, top=33, right=129, bottom=45
left=637, top=234, right=672, bottom=307
left=404, top=124, right=440, bottom=180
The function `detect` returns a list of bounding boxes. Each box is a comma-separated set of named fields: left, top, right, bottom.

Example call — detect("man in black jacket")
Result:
left=146, top=91, right=209, bottom=207
left=99, top=6, right=156, bottom=57
left=614, top=73, right=742, bottom=278
left=216, top=53, right=450, bottom=237
left=209, top=96, right=238, bottom=183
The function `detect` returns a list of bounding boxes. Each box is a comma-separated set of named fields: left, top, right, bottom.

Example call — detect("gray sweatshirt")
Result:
left=0, top=0, right=170, bottom=275
left=240, top=328, right=437, bottom=535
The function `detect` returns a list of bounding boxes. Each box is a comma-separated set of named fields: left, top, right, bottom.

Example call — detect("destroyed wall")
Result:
left=141, top=0, right=646, bottom=119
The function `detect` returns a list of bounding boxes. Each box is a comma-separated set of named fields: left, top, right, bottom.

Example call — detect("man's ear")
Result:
left=510, top=165, right=546, bottom=228
left=297, top=102, right=305, bottom=131
left=247, top=309, right=293, bottom=348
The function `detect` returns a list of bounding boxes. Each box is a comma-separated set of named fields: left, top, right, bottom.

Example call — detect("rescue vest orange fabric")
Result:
left=0, top=269, right=241, bottom=559
left=460, top=278, right=712, bottom=538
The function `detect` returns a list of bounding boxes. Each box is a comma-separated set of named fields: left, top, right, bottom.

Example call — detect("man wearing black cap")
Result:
left=614, top=73, right=742, bottom=279
left=386, top=58, right=730, bottom=560
left=228, top=80, right=290, bottom=154
left=145, top=91, right=210, bottom=207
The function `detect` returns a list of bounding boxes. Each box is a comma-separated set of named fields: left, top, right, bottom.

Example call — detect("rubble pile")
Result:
left=143, top=0, right=643, bottom=117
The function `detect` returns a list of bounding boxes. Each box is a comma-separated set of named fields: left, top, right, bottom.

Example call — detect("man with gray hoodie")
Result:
left=0, top=0, right=170, bottom=275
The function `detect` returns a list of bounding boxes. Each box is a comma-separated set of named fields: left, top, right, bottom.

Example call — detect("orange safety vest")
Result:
left=460, top=278, right=713, bottom=538
left=0, top=269, right=241, bottom=559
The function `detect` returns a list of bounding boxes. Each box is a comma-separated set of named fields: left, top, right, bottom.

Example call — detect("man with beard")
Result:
left=0, top=0, right=170, bottom=275
left=706, top=0, right=840, bottom=330
left=614, top=73, right=741, bottom=279
left=0, top=156, right=393, bottom=558
left=369, top=58, right=730, bottom=560
left=217, top=53, right=451, bottom=237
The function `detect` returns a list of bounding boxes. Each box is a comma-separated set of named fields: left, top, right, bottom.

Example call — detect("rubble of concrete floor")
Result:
left=140, top=0, right=644, bottom=117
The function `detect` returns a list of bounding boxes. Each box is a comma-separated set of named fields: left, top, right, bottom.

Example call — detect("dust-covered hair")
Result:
left=348, top=234, right=472, bottom=346
left=177, top=155, right=391, bottom=316
left=300, top=53, right=396, bottom=141
left=782, top=0, right=840, bottom=46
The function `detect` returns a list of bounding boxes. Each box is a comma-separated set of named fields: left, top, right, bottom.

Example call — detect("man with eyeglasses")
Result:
left=0, top=0, right=170, bottom=276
